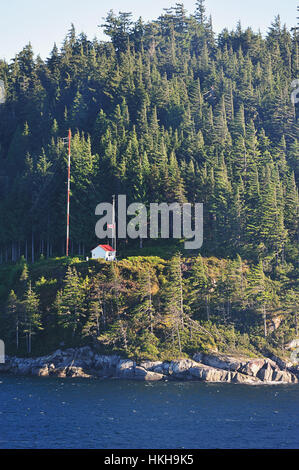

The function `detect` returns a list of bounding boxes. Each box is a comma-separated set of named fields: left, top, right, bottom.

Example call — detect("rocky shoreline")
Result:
left=1, top=347, right=299, bottom=385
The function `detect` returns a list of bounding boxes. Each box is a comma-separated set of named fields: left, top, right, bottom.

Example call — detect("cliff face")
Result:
left=0, top=347, right=298, bottom=385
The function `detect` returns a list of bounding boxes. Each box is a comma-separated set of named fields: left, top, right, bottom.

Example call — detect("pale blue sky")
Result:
left=0, top=0, right=297, bottom=62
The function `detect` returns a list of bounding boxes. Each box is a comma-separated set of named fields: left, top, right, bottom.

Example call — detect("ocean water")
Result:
left=0, top=375, right=298, bottom=449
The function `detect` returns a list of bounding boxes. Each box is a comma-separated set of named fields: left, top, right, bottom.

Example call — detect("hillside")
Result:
left=0, top=1, right=298, bottom=361
left=0, top=254, right=297, bottom=362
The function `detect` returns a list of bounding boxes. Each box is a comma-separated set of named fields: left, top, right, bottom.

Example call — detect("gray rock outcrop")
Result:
left=0, top=347, right=298, bottom=384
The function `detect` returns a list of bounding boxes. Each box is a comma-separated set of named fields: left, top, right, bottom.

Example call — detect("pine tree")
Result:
left=56, top=266, right=86, bottom=340
left=246, top=261, right=273, bottom=337
left=194, top=0, right=207, bottom=25
left=83, top=278, right=103, bottom=341
left=5, top=290, right=22, bottom=350
left=23, top=282, right=42, bottom=353
left=163, top=254, right=185, bottom=356
left=187, top=254, right=210, bottom=320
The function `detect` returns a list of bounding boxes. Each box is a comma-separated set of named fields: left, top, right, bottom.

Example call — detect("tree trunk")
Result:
left=176, top=322, right=182, bottom=357
left=263, top=306, right=267, bottom=338
left=16, top=320, right=19, bottom=350
left=31, top=231, right=35, bottom=264
left=206, top=295, right=210, bottom=321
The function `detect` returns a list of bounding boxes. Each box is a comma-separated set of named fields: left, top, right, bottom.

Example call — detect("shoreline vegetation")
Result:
left=0, top=255, right=298, bottom=374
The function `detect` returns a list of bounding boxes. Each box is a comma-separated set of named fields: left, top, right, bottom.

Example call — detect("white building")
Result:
left=91, top=244, right=116, bottom=261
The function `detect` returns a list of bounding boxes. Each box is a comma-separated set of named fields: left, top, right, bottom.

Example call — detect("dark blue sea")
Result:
left=0, top=375, right=298, bottom=449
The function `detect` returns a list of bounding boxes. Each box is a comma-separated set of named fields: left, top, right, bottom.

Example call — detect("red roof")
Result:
left=98, top=244, right=116, bottom=252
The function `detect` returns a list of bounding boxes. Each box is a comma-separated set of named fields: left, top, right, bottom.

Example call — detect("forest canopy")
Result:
left=0, top=1, right=297, bottom=264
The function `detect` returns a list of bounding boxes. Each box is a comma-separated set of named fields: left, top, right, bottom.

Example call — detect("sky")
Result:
left=0, top=0, right=297, bottom=62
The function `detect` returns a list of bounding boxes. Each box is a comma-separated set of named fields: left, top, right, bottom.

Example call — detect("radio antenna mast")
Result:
left=61, top=129, right=72, bottom=257
left=66, top=129, right=71, bottom=257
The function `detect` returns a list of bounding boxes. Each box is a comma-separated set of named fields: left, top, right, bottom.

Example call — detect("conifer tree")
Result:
left=56, top=266, right=86, bottom=340
left=163, top=254, right=186, bottom=356
left=23, top=282, right=42, bottom=353
left=246, top=261, right=273, bottom=337
left=187, top=254, right=211, bottom=321
left=194, top=0, right=207, bottom=25
left=5, top=290, right=22, bottom=350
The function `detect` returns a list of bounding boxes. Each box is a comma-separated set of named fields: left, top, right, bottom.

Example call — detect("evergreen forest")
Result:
left=0, top=1, right=298, bottom=361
